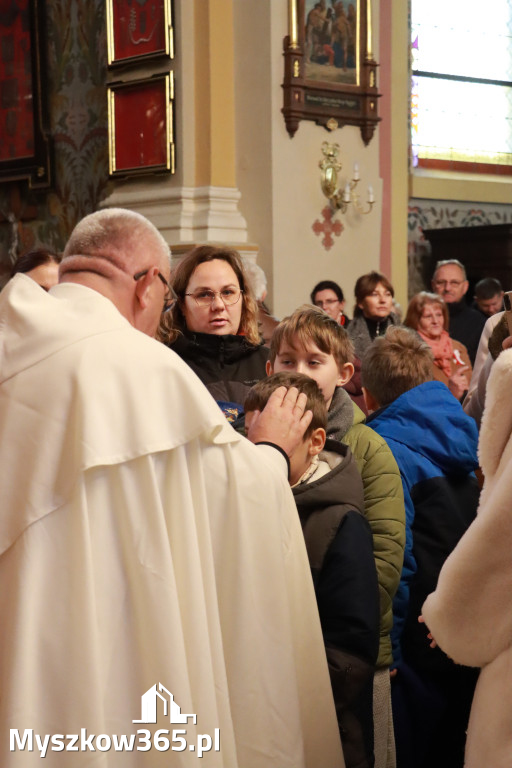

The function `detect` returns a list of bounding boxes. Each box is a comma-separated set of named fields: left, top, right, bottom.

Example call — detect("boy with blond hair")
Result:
left=267, top=305, right=405, bottom=768
left=361, top=326, right=480, bottom=768
left=245, top=371, right=379, bottom=768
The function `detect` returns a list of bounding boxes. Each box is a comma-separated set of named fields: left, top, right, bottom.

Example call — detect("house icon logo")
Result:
left=133, top=683, right=197, bottom=725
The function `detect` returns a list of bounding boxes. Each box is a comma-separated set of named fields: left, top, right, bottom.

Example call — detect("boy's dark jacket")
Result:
left=366, top=380, right=480, bottom=670
left=293, top=439, right=379, bottom=768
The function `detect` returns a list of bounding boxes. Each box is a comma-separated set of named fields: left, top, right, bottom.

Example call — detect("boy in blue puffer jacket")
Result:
left=361, top=326, right=480, bottom=768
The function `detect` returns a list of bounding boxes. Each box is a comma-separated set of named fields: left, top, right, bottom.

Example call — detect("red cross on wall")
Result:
left=312, top=206, right=343, bottom=251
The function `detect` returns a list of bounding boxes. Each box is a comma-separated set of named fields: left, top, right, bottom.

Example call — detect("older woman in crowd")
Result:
left=348, top=271, right=400, bottom=359
left=405, top=291, right=471, bottom=400
left=163, top=245, right=268, bottom=421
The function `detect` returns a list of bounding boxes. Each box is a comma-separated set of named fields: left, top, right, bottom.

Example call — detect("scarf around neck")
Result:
left=418, top=328, right=454, bottom=378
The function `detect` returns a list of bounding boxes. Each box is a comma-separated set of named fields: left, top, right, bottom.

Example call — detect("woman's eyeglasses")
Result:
left=185, top=288, right=243, bottom=307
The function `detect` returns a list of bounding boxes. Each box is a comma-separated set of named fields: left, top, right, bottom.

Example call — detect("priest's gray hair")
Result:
left=62, top=208, right=171, bottom=270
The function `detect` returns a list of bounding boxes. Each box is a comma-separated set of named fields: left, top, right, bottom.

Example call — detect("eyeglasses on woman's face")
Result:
left=185, top=288, right=243, bottom=307
left=181, top=259, right=244, bottom=336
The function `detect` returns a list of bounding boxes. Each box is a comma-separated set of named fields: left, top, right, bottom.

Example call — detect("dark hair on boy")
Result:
left=245, top=371, right=327, bottom=438
left=268, top=304, right=355, bottom=369
left=310, top=279, right=344, bottom=303
left=474, top=277, right=503, bottom=299
left=361, top=326, right=433, bottom=407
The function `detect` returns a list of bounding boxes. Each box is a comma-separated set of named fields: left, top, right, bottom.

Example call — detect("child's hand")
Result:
left=247, top=386, right=313, bottom=457
left=418, top=614, right=437, bottom=649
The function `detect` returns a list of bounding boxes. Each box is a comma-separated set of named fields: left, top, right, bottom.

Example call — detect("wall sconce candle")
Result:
left=319, top=142, right=375, bottom=216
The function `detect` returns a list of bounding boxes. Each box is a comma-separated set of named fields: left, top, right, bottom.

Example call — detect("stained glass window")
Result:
left=411, top=0, right=512, bottom=172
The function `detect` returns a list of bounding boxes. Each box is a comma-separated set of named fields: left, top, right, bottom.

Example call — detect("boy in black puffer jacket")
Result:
left=245, top=372, right=380, bottom=768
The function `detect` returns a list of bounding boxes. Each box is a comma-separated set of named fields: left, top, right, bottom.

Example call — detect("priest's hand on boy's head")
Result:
left=245, top=385, right=312, bottom=457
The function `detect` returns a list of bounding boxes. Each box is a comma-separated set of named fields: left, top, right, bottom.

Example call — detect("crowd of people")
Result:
left=2, top=210, right=510, bottom=768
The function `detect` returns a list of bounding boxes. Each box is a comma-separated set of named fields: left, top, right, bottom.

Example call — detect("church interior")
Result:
left=0, top=0, right=511, bottom=316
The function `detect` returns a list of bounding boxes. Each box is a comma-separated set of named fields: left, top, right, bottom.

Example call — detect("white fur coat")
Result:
left=422, top=348, right=512, bottom=768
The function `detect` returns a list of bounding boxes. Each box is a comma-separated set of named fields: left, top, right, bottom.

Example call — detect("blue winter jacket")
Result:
left=366, top=381, right=480, bottom=669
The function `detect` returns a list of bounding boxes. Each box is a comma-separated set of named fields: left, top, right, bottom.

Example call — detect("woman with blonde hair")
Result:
left=405, top=291, right=471, bottom=400
left=163, top=245, right=268, bottom=421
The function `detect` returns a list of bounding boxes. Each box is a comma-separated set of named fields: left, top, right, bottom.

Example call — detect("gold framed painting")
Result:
left=282, top=0, right=380, bottom=144
left=0, top=0, right=52, bottom=186
left=108, top=73, right=175, bottom=177
left=106, top=0, right=174, bottom=67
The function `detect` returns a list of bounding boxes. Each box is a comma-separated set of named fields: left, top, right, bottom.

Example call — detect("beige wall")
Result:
left=234, top=0, right=390, bottom=319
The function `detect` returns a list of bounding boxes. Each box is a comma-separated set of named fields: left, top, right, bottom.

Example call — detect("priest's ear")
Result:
left=134, top=267, right=158, bottom=309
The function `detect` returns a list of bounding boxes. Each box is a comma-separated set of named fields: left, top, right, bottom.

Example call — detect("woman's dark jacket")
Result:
left=168, top=329, right=268, bottom=420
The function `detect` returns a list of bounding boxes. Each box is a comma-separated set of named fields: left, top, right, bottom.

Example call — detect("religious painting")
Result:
left=0, top=0, right=51, bottom=186
left=107, top=74, right=175, bottom=177
left=282, top=0, right=380, bottom=145
left=304, top=0, right=358, bottom=86
left=106, top=0, right=173, bottom=66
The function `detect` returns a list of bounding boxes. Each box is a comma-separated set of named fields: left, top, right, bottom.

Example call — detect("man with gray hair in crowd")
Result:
left=431, top=258, right=486, bottom=365
left=0, top=208, right=343, bottom=767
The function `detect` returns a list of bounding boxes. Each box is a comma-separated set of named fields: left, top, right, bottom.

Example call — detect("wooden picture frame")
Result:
left=282, top=0, right=380, bottom=145
left=108, top=74, right=175, bottom=177
left=106, top=0, right=173, bottom=67
left=0, top=0, right=52, bottom=187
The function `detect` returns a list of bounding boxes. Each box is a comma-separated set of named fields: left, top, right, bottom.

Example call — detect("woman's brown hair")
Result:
left=353, top=271, right=394, bottom=317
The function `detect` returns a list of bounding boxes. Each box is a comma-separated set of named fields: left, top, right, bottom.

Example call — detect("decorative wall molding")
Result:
left=100, top=184, right=249, bottom=245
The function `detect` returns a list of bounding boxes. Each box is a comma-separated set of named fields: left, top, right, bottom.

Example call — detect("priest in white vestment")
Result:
left=0, top=209, right=344, bottom=767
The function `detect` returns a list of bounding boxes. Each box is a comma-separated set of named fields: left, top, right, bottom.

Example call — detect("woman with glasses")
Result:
left=311, top=279, right=350, bottom=328
left=163, top=245, right=268, bottom=421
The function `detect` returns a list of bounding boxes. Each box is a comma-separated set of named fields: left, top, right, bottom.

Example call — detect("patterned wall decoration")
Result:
left=0, top=0, right=110, bottom=284
left=408, top=199, right=512, bottom=298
